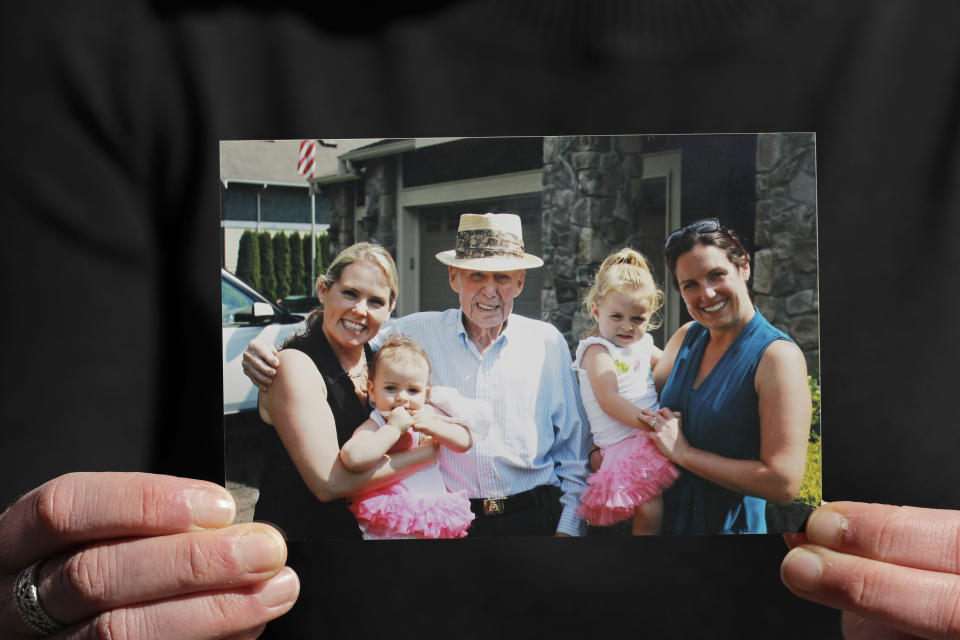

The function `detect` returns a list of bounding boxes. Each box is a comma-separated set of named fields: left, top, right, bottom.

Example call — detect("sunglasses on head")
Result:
left=664, top=218, right=748, bottom=257
left=664, top=218, right=721, bottom=251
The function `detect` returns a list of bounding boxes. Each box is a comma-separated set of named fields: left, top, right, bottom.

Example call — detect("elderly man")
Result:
left=244, top=213, right=591, bottom=537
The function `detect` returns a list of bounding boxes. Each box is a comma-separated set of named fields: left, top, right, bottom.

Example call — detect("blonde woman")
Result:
left=253, top=242, right=438, bottom=539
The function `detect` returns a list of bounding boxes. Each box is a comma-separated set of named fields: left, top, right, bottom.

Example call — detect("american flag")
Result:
left=297, top=139, right=316, bottom=178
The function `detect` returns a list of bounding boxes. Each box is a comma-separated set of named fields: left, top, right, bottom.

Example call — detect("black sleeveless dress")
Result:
left=253, top=328, right=373, bottom=540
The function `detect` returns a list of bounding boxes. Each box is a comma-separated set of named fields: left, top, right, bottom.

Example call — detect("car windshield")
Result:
left=222, top=278, right=257, bottom=325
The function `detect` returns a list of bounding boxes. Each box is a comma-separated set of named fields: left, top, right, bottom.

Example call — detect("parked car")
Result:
left=278, top=294, right=319, bottom=316
left=222, top=269, right=307, bottom=415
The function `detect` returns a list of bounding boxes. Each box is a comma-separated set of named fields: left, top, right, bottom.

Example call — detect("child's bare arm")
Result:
left=581, top=343, right=653, bottom=431
left=412, top=405, right=472, bottom=452
left=339, top=411, right=413, bottom=472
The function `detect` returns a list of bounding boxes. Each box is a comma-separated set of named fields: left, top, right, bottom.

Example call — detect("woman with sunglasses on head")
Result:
left=640, top=219, right=812, bottom=534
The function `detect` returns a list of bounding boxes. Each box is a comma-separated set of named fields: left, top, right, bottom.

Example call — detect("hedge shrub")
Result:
left=273, top=231, right=291, bottom=301
left=302, top=233, right=314, bottom=293
left=289, top=232, right=305, bottom=295
left=236, top=230, right=260, bottom=290
left=258, top=232, right=276, bottom=301
left=317, top=232, right=331, bottom=276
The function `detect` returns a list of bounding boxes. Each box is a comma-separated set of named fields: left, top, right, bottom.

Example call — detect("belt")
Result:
left=469, top=485, right=556, bottom=517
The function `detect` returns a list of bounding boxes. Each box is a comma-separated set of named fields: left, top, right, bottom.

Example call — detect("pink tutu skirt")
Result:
left=577, top=432, right=680, bottom=527
left=349, top=483, right=475, bottom=539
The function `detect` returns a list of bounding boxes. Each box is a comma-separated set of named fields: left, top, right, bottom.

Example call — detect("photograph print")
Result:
left=220, top=134, right=821, bottom=540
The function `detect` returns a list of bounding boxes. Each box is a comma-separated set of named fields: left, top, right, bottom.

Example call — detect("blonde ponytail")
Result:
left=582, top=248, right=664, bottom=336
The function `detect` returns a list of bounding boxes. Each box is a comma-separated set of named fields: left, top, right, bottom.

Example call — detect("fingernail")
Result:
left=806, top=507, right=849, bottom=546
left=235, top=527, right=286, bottom=573
left=189, top=488, right=236, bottom=528
left=782, top=547, right=823, bottom=591
left=256, top=566, right=299, bottom=608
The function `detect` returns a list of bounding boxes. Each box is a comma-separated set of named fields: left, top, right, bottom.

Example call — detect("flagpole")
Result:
left=297, top=139, right=318, bottom=286
left=310, top=180, right=317, bottom=283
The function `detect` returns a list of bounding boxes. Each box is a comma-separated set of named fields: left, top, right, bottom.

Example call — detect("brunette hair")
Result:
left=664, top=223, right=751, bottom=289
left=582, top=247, right=664, bottom=336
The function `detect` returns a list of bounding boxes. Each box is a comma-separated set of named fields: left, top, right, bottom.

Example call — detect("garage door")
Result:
left=418, top=195, right=542, bottom=319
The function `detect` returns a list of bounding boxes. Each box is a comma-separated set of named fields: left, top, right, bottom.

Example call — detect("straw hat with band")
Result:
left=435, top=213, right=544, bottom=271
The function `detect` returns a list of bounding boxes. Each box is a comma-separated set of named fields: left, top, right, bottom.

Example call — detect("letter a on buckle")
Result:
left=483, top=498, right=505, bottom=515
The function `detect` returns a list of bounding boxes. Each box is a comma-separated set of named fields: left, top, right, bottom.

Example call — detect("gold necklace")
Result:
left=346, top=350, right=368, bottom=399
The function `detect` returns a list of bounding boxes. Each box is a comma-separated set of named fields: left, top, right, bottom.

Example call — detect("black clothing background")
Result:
left=254, top=329, right=373, bottom=540
left=2, top=1, right=959, bottom=638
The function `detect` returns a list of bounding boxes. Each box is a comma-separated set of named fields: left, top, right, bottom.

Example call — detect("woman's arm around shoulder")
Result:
left=244, top=337, right=281, bottom=392
left=258, top=349, right=323, bottom=425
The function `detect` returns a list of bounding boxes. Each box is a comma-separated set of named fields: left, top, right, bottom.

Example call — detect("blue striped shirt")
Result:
left=374, top=308, right=591, bottom=536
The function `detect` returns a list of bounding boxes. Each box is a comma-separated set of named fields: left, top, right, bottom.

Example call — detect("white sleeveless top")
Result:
left=572, top=334, right=660, bottom=448
left=368, top=408, right=447, bottom=495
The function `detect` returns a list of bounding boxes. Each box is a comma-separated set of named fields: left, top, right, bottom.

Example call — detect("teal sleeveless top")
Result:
left=659, top=310, right=792, bottom=534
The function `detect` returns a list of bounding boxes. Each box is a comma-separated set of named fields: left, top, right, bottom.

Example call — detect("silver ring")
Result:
left=13, top=560, right=65, bottom=637
left=650, top=417, right=659, bottom=427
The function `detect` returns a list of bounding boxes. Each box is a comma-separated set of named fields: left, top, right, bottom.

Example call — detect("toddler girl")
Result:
left=573, top=248, right=679, bottom=535
left=340, top=334, right=475, bottom=539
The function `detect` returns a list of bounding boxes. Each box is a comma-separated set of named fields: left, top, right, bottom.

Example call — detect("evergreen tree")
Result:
left=258, top=231, right=276, bottom=301
left=289, top=231, right=305, bottom=295
left=318, top=232, right=332, bottom=276
left=303, top=233, right=314, bottom=292
left=273, top=231, right=291, bottom=301
left=236, top=230, right=261, bottom=291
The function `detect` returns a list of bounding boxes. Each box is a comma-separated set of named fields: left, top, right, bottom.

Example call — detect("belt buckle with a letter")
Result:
left=483, top=497, right=506, bottom=515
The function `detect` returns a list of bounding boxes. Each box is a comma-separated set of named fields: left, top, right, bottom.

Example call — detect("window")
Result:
left=222, top=279, right=256, bottom=325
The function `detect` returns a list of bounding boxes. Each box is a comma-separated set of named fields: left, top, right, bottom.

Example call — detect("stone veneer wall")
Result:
left=753, top=133, right=819, bottom=375
left=324, top=181, right=355, bottom=255
left=323, top=156, right=398, bottom=258
left=363, top=158, right=398, bottom=256
left=541, top=136, right=650, bottom=348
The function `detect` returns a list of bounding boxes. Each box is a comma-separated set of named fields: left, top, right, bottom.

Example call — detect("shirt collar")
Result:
left=455, top=307, right=511, bottom=349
